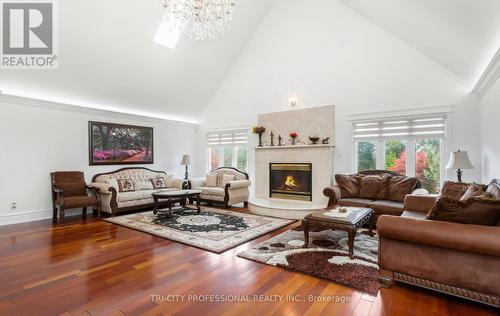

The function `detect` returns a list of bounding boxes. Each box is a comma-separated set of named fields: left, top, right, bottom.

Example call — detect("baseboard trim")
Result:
left=0, top=208, right=82, bottom=226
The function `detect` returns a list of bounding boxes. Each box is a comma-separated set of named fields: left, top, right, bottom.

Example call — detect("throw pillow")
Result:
left=426, top=196, right=500, bottom=226
left=359, top=175, right=390, bottom=200
left=335, top=174, right=361, bottom=198
left=221, top=174, right=235, bottom=187
left=162, top=174, right=174, bottom=188
left=151, top=177, right=167, bottom=189
left=486, top=183, right=500, bottom=199
left=206, top=174, right=217, bottom=187
left=117, top=179, right=135, bottom=192
left=387, top=176, right=418, bottom=202
left=134, top=180, right=154, bottom=191
left=441, top=181, right=470, bottom=199
left=460, top=183, right=485, bottom=202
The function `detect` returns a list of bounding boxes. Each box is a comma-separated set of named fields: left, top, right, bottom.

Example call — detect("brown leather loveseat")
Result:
left=323, top=170, right=424, bottom=223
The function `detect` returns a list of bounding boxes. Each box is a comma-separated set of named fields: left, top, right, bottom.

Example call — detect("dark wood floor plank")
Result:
left=0, top=208, right=497, bottom=316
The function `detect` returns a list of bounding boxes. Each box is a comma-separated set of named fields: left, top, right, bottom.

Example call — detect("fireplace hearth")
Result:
left=269, top=163, right=312, bottom=201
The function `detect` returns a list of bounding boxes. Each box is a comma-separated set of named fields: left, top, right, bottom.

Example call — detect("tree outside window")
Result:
left=385, top=140, right=407, bottom=174
left=416, top=139, right=440, bottom=194
left=357, top=141, right=376, bottom=171
left=208, top=145, right=248, bottom=172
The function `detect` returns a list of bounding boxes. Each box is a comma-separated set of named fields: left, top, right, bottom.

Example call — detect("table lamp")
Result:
left=180, top=154, right=191, bottom=180
left=445, top=150, right=473, bottom=182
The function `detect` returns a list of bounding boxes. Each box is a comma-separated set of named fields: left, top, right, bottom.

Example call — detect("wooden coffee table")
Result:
left=152, top=189, right=202, bottom=216
left=303, top=207, right=374, bottom=259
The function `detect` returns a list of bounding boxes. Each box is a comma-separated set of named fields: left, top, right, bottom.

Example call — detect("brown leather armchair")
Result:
left=51, top=171, right=101, bottom=224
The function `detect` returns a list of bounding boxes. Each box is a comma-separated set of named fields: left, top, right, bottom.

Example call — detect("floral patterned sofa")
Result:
left=189, top=167, right=251, bottom=208
left=89, top=167, right=187, bottom=215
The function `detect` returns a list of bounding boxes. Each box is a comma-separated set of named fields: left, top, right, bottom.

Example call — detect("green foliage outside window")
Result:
left=417, top=139, right=440, bottom=194
left=236, top=146, right=247, bottom=171
left=357, top=141, right=376, bottom=171
left=385, top=140, right=406, bottom=171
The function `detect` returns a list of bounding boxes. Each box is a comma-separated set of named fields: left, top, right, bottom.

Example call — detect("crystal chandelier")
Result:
left=160, top=0, right=236, bottom=41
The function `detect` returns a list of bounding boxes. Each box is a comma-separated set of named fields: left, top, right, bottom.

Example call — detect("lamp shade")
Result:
left=445, top=151, right=473, bottom=170
left=180, top=154, right=191, bottom=166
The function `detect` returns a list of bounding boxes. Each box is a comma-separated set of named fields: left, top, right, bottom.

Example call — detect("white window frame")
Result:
left=350, top=109, right=451, bottom=189
left=206, top=128, right=249, bottom=172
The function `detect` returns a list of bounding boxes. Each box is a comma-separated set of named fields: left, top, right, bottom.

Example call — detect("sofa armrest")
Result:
left=189, top=177, right=206, bottom=188
left=323, top=185, right=342, bottom=206
left=378, top=215, right=500, bottom=257
left=52, top=185, right=64, bottom=194
left=88, top=182, right=112, bottom=195
left=404, top=194, right=438, bottom=213
left=171, top=178, right=187, bottom=189
left=227, top=180, right=251, bottom=190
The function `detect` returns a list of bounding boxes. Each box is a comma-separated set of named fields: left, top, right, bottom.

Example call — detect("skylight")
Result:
left=153, top=18, right=181, bottom=50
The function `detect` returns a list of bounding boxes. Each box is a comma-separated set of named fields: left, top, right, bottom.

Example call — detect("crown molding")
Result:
left=472, top=48, right=500, bottom=98
left=0, top=93, right=199, bottom=128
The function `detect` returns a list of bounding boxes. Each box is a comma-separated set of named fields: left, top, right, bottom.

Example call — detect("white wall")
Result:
left=480, top=78, right=500, bottom=182
left=199, top=0, right=482, bottom=183
left=0, top=97, right=198, bottom=225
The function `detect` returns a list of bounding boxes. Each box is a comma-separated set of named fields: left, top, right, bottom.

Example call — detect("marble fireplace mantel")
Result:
left=255, top=144, right=335, bottom=150
left=249, top=105, right=335, bottom=219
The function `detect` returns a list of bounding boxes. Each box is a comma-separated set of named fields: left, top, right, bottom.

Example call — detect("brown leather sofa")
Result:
left=323, top=170, right=424, bottom=223
left=378, top=194, right=500, bottom=307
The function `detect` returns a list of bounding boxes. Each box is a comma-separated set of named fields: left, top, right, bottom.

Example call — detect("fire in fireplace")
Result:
left=269, top=163, right=312, bottom=201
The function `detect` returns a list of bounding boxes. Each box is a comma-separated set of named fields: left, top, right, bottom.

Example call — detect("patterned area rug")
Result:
left=238, top=226, right=380, bottom=295
left=104, top=207, right=295, bottom=253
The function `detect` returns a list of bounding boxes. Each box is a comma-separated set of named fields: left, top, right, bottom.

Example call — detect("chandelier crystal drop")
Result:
left=161, top=0, right=236, bottom=41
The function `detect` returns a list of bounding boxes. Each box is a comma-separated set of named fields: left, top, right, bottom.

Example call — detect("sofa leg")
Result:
left=379, top=269, right=394, bottom=288
left=82, top=206, right=87, bottom=218
left=244, top=201, right=249, bottom=208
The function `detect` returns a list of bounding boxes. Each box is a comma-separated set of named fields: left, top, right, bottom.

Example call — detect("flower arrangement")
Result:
left=289, top=132, right=298, bottom=145
left=252, top=126, right=266, bottom=134
left=252, top=126, right=266, bottom=146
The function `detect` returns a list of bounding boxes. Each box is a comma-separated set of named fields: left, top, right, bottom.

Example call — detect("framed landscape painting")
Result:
left=89, top=121, right=154, bottom=165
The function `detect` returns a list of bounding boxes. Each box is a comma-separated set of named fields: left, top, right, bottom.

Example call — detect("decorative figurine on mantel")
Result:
left=277, top=135, right=283, bottom=146
left=322, top=137, right=330, bottom=144
left=270, top=131, right=275, bottom=146
left=289, top=132, right=298, bottom=145
left=252, top=126, right=266, bottom=147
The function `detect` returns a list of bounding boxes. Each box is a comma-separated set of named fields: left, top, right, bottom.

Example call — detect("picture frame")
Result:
left=88, top=121, right=154, bottom=165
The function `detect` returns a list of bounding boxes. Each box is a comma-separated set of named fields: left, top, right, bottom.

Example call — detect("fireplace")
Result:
left=269, top=163, right=312, bottom=201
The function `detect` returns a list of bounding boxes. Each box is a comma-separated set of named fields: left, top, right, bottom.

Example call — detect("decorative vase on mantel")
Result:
left=252, top=126, right=266, bottom=147
left=290, top=132, right=298, bottom=146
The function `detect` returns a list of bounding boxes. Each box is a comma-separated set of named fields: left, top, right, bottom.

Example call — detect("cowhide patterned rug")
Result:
left=104, top=206, right=295, bottom=253
left=238, top=225, right=380, bottom=295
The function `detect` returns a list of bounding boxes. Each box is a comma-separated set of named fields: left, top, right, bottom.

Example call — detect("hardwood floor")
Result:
left=0, top=208, right=497, bottom=316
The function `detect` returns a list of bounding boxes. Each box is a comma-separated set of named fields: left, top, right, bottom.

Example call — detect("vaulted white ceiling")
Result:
left=1, top=0, right=499, bottom=123
left=339, top=0, right=500, bottom=89
left=0, top=0, right=274, bottom=123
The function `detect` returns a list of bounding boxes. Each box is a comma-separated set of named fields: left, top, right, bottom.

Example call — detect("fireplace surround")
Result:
left=269, top=163, right=312, bottom=201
